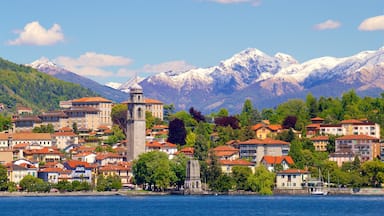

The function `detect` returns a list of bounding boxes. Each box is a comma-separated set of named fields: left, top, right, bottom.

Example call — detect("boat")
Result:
left=309, top=168, right=328, bottom=195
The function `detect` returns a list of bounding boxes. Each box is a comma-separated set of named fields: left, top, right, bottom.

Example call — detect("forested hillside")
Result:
left=0, top=58, right=97, bottom=112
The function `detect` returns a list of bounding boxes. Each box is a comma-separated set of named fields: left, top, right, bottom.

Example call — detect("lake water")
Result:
left=0, top=195, right=382, bottom=216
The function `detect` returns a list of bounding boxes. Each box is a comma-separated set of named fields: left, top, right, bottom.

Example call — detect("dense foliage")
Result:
left=0, top=58, right=97, bottom=112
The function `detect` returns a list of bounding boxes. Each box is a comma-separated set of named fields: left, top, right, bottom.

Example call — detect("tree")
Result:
left=170, top=154, right=188, bottom=189
left=0, top=115, right=11, bottom=132
left=72, top=122, right=78, bottom=134
left=282, top=116, right=297, bottom=129
left=189, top=107, right=205, bottom=122
left=231, top=166, right=252, bottom=190
left=214, top=116, right=240, bottom=129
left=194, top=134, right=209, bottom=161
left=111, top=103, right=127, bottom=135
left=56, top=180, right=73, bottom=192
left=167, top=118, right=187, bottom=145
left=239, top=99, right=261, bottom=126
left=306, top=93, right=318, bottom=118
left=210, top=174, right=234, bottom=192
left=163, top=103, right=175, bottom=122
left=19, top=175, right=48, bottom=192
left=132, top=151, right=175, bottom=191
left=0, top=165, right=8, bottom=191
left=185, top=131, right=196, bottom=147
left=361, top=159, right=384, bottom=187
left=216, top=108, right=229, bottom=118
left=246, top=165, right=275, bottom=195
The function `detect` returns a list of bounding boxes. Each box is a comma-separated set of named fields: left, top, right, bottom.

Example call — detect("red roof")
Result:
left=144, top=98, right=163, bottom=104
left=219, top=159, right=254, bottom=166
left=341, top=119, right=362, bottom=124
left=336, top=134, right=379, bottom=141
left=96, top=153, right=123, bottom=160
left=311, top=117, right=324, bottom=121
left=65, top=160, right=95, bottom=169
left=72, top=97, right=112, bottom=103
left=310, top=136, right=329, bottom=141
left=306, top=123, right=321, bottom=129
left=239, top=138, right=289, bottom=145
left=262, top=155, right=294, bottom=165
left=212, top=145, right=239, bottom=157
left=176, top=147, right=194, bottom=155
left=24, top=147, right=62, bottom=155
left=146, top=141, right=177, bottom=149
left=99, top=164, right=131, bottom=172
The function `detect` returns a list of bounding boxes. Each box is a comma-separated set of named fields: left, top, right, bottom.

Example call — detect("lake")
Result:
left=0, top=195, right=382, bottom=216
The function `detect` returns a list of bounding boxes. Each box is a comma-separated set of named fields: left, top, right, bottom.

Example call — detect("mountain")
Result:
left=0, top=57, right=97, bottom=112
left=140, top=47, right=384, bottom=113
left=29, top=58, right=129, bottom=103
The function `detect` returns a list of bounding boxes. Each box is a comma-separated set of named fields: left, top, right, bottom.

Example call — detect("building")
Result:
left=261, top=155, right=294, bottom=172
left=145, top=140, right=177, bottom=159
left=212, top=145, right=239, bottom=161
left=335, top=134, right=380, bottom=162
left=319, top=119, right=380, bottom=139
left=234, top=138, right=290, bottom=164
left=12, top=116, right=42, bottom=133
left=329, top=151, right=355, bottom=167
left=310, top=136, right=329, bottom=152
left=126, top=83, right=146, bottom=161
left=98, top=162, right=132, bottom=187
left=63, top=160, right=95, bottom=184
left=144, top=98, right=164, bottom=120
left=71, top=97, right=113, bottom=128
left=251, top=122, right=282, bottom=139
left=219, top=159, right=255, bottom=174
left=275, top=169, right=310, bottom=190
left=0, top=133, right=53, bottom=148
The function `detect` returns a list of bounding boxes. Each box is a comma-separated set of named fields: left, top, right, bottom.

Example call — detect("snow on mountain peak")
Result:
left=28, top=57, right=57, bottom=69
left=274, top=52, right=299, bottom=64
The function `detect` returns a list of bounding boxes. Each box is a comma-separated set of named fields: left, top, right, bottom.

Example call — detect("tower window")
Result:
left=137, top=108, right=142, bottom=119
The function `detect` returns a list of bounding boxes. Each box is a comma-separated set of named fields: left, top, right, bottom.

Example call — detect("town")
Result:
left=0, top=84, right=383, bottom=195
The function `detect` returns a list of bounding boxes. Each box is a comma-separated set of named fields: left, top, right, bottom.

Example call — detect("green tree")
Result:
left=194, top=134, right=209, bottom=161
left=361, top=159, right=384, bottom=187
left=306, top=93, right=318, bottom=118
left=0, top=115, right=11, bottom=132
left=111, top=103, right=127, bottom=135
left=0, top=165, right=8, bottom=191
left=167, top=118, right=187, bottom=145
left=210, top=174, right=234, bottom=192
left=231, top=166, right=252, bottom=190
left=170, top=154, right=188, bottom=189
left=56, top=180, right=73, bottom=192
left=185, top=131, right=196, bottom=147
left=19, top=175, right=46, bottom=192
left=246, top=165, right=275, bottom=195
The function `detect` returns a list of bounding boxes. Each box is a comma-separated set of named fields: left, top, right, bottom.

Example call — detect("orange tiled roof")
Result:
left=12, top=142, right=29, bottom=149
left=39, top=167, right=65, bottom=173
left=239, top=138, right=289, bottom=145
left=212, top=145, right=239, bottom=157
left=59, top=127, right=73, bottom=132
left=53, top=131, right=77, bottom=137
left=219, top=159, right=254, bottom=166
left=65, top=160, right=95, bottom=169
left=144, top=98, right=163, bottom=104
left=96, top=153, right=123, bottom=160
left=310, top=136, right=329, bottom=141
left=99, top=164, right=130, bottom=172
left=311, top=117, right=324, bottom=121
left=336, top=134, right=379, bottom=141
left=24, top=147, right=62, bottom=155
left=277, top=169, right=309, bottom=174
left=152, top=125, right=168, bottom=129
left=262, top=155, right=294, bottom=165
left=268, top=124, right=282, bottom=131
left=306, top=123, right=321, bottom=129
left=72, top=97, right=112, bottom=103
left=146, top=141, right=177, bottom=149
left=0, top=133, right=52, bottom=140
left=176, top=147, right=194, bottom=155
left=341, top=119, right=362, bottom=124
left=251, top=123, right=265, bottom=131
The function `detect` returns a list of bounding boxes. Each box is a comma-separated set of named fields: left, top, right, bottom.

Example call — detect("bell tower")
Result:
left=126, top=83, right=146, bottom=161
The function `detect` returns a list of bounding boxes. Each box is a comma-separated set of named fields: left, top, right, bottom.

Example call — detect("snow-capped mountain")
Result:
left=105, top=82, right=122, bottom=89
left=28, top=58, right=129, bottom=103
left=140, top=47, right=384, bottom=113
left=118, top=76, right=145, bottom=93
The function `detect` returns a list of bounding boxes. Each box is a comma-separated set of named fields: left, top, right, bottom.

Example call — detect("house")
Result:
left=23, top=147, right=62, bottom=163
left=95, top=153, right=124, bottom=166
left=98, top=162, right=132, bottom=187
left=63, top=160, right=95, bottom=184
left=6, top=162, right=38, bottom=184
left=0, top=133, right=53, bottom=148
left=70, top=97, right=113, bottom=129
left=335, top=134, right=380, bottom=162
left=72, top=152, right=97, bottom=164
left=233, top=138, right=290, bottom=164
left=145, top=140, right=178, bottom=159
left=319, top=119, right=380, bottom=139
left=0, top=150, right=13, bottom=165
left=261, top=155, right=294, bottom=172
left=16, top=106, right=33, bottom=115
left=251, top=123, right=282, bottom=139
left=38, top=167, right=68, bottom=184
left=275, top=169, right=310, bottom=190
left=219, top=159, right=255, bottom=174
left=52, top=130, right=78, bottom=150
left=212, top=145, right=239, bottom=160
left=306, top=123, right=321, bottom=138
left=329, top=151, right=355, bottom=167
left=38, top=111, right=68, bottom=131
left=12, top=116, right=42, bottom=133
left=175, top=147, right=194, bottom=159
left=310, top=136, right=329, bottom=152
left=144, top=98, right=164, bottom=120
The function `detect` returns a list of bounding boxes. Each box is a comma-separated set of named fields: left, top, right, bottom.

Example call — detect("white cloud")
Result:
left=313, top=19, right=341, bottom=30
left=208, top=0, right=261, bottom=6
left=358, top=15, right=384, bottom=31
left=8, top=21, right=64, bottom=46
left=54, top=52, right=133, bottom=78
left=142, top=61, right=196, bottom=74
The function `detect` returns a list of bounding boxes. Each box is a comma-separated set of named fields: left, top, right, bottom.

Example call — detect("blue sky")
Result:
left=1, top=0, right=383, bottom=84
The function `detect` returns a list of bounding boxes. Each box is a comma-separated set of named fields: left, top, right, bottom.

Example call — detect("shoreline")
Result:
left=1, top=187, right=383, bottom=197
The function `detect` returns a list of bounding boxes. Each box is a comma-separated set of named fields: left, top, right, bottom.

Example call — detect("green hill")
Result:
left=0, top=57, right=98, bottom=113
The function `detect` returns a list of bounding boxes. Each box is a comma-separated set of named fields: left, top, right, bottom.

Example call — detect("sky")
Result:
left=1, top=0, right=383, bottom=85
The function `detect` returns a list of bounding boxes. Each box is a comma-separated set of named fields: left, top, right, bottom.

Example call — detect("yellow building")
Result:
left=144, top=98, right=164, bottom=120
